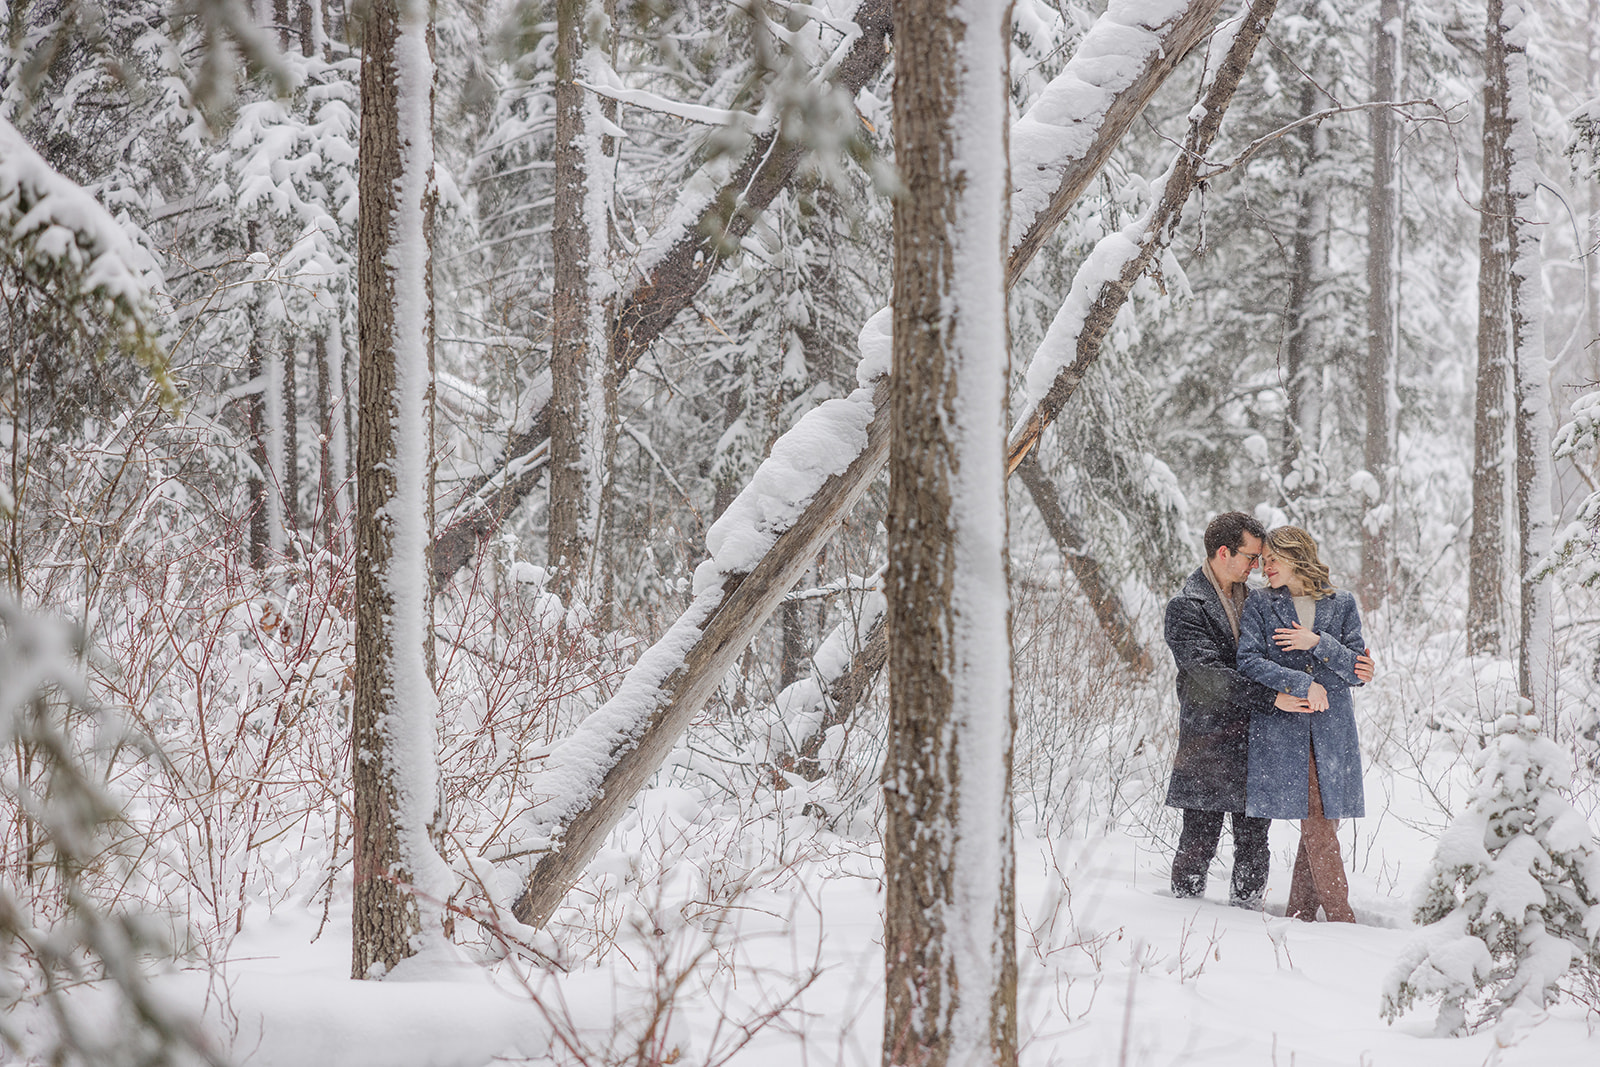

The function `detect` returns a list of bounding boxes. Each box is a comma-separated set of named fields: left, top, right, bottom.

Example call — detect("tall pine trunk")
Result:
left=1360, top=0, right=1402, bottom=609
left=882, top=3, right=1016, bottom=1063
left=1469, top=0, right=1511, bottom=658
left=548, top=0, right=618, bottom=609
left=351, top=0, right=451, bottom=979
left=1503, top=0, right=1554, bottom=720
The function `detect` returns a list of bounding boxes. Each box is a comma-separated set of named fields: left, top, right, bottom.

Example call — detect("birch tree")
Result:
left=882, top=0, right=1014, bottom=1061
left=351, top=0, right=452, bottom=979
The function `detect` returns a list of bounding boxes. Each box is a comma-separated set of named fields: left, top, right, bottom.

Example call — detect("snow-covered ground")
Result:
left=112, top=734, right=1597, bottom=1067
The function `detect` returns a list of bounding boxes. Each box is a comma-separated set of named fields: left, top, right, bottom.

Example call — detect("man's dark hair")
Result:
left=1204, top=511, right=1266, bottom=559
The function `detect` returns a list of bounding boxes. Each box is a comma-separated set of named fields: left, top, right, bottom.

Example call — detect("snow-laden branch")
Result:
left=1008, top=0, right=1278, bottom=472
left=1007, top=0, right=1228, bottom=284
left=0, top=118, right=173, bottom=405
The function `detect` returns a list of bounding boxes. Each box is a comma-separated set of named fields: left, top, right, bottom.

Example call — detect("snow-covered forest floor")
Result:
left=13, top=574, right=1599, bottom=1066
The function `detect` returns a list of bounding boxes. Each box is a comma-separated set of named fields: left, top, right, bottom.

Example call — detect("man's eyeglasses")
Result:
left=1232, top=549, right=1261, bottom=565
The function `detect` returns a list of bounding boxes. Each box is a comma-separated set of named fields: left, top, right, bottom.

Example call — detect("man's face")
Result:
left=1213, top=532, right=1262, bottom=586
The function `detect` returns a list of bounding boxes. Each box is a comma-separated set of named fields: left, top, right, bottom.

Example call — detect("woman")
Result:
left=1236, top=526, right=1366, bottom=923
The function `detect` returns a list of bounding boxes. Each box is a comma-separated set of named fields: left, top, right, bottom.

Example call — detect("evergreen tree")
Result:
left=1381, top=709, right=1600, bottom=1035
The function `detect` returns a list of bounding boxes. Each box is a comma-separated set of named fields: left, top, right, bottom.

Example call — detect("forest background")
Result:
left=4, top=0, right=1600, bottom=1063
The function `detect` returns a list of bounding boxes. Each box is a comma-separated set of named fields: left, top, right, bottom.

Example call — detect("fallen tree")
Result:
left=509, top=0, right=1249, bottom=930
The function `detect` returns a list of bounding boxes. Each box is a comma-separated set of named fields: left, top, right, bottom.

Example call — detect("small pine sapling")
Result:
left=1381, top=708, right=1600, bottom=1035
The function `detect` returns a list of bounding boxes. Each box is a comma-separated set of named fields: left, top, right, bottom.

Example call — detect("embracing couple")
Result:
left=1163, top=511, right=1373, bottom=922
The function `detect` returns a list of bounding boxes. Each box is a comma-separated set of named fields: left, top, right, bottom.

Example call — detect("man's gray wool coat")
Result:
left=1163, top=567, right=1279, bottom=812
left=1236, top=586, right=1367, bottom=820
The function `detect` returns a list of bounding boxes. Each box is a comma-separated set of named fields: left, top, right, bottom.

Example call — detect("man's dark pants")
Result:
left=1172, top=808, right=1271, bottom=906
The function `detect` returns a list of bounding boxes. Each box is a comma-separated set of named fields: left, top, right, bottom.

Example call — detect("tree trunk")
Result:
left=780, top=558, right=817, bottom=689
left=282, top=337, right=300, bottom=535
left=1281, top=81, right=1327, bottom=489
left=1359, top=0, right=1402, bottom=610
left=314, top=333, right=338, bottom=551
left=548, top=0, right=617, bottom=608
left=882, top=3, right=1015, bottom=1063
left=246, top=232, right=269, bottom=570
left=351, top=0, right=450, bottom=980
left=1503, top=0, right=1553, bottom=720
left=1469, top=2, right=1511, bottom=658
left=1014, top=453, right=1151, bottom=672
left=509, top=0, right=1242, bottom=932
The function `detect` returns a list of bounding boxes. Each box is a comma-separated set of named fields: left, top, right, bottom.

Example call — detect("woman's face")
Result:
left=1262, top=550, right=1301, bottom=593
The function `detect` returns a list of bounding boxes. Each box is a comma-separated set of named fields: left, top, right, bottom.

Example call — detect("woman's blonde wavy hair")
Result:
left=1266, top=526, right=1335, bottom=599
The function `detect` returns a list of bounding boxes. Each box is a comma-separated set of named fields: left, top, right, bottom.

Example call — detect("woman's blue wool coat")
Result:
left=1236, top=586, right=1367, bottom=820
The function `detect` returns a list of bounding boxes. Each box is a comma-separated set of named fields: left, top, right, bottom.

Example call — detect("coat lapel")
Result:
left=1184, top=568, right=1237, bottom=649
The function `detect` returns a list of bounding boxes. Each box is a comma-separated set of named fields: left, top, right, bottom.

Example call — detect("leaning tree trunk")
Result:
left=882, top=2, right=1015, bottom=1063
left=1503, top=0, right=1554, bottom=722
left=1469, top=0, right=1512, bottom=659
left=508, top=0, right=1235, bottom=932
left=1014, top=453, right=1151, bottom=672
left=351, top=0, right=451, bottom=980
left=1359, top=0, right=1402, bottom=610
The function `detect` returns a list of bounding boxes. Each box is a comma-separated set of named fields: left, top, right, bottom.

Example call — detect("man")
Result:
left=1163, top=511, right=1372, bottom=907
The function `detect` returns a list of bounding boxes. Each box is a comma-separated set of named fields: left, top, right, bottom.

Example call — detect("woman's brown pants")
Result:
left=1286, top=744, right=1355, bottom=922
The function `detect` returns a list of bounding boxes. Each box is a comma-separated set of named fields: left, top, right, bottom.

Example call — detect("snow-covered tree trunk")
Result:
left=882, top=3, right=1014, bottom=1063
left=1469, top=0, right=1512, bottom=659
left=548, top=0, right=617, bottom=608
left=1505, top=0, right=1554, bottom=720
left=351, top=0, right=452, bottom=980
left=1359, top=0, right=1402, bottom=610
left=1281, top=81, right=1328, bottom=490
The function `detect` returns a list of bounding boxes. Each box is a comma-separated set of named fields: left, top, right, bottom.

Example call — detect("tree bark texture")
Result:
left=429, top=0, right=893, bottom=587
left=352, top=0, right=447, bottom=980
left=1470, top=1, right=1511, bottom=658
left=882, top=2, right=1015, bottom=1062
left=510, top=0, right=1240, bottom=933
left=282, top=336, right=300, bottom=534
left=1358, top=0, right=1401, bottom=610
left=548, top=0, right=617, bottom=606
left=246, top=220, right=269, bottom=569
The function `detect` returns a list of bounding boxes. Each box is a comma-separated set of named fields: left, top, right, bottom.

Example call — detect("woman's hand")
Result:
left=1307, top=682, right=1329, bottom=712
left=1273, top=621, right=1321, bottom=652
